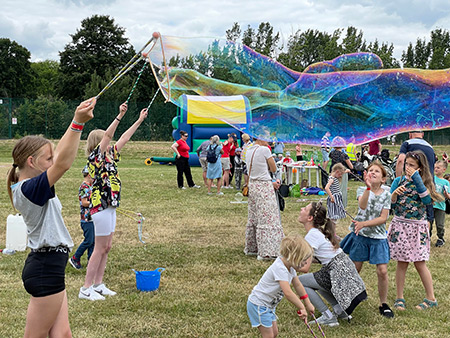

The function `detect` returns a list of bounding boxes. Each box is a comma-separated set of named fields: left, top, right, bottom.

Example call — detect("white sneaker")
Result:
left=79, top=286, right=105, bottom=301
left=191, top=185, right=201, bottom=189
left=217, top=191, right=224, bottom=196
left=309, top=314, right=339, bottom=327
left=93, top=283, right=117, bottom=296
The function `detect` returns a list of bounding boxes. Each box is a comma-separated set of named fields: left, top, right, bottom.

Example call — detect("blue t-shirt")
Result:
left=434, top=176, right=450, bottom=210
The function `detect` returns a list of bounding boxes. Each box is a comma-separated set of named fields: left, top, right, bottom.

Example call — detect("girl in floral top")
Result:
left=388, top=151, right=442, bottom=311
left=79, top=103, right=148, bottom=301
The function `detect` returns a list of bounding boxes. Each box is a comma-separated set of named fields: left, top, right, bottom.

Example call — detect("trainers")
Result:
left=93, top=283, right=117, bottom=296
left=190, top=185, right=201, bottom=189
left=257, top=255, right=277, bottom=261
left=217, top=191, right=224, bottom=196
left=379, top=303, right=394, bottom=318
left=69, top=256, right=82, bottom=270
left=179, top=187, right=186, bottom=190
left=309, top=314, right=339, bottom=327
left=79, top=286, right=105, bottom=301
left=336, top=312, right=352, bottom=322
left=436, top=239, right=445, bottom=247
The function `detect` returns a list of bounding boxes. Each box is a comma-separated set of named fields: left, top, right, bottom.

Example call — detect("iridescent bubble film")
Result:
left=147, top=35, right=450, bottom=145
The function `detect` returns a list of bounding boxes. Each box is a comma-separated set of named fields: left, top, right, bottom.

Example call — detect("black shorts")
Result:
left=22, top=247, right=69, bottom=297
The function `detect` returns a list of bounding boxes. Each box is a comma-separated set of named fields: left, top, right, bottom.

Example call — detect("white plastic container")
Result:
left=6, top=214, right=27, bottom=251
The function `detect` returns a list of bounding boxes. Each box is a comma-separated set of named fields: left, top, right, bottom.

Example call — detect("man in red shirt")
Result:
left=368, top=139, right=382, bottom=156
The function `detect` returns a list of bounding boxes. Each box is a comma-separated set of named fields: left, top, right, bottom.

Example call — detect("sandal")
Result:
left=393, top=298, right=406, bottom=311
left=416, top=298, right=438, bottom=310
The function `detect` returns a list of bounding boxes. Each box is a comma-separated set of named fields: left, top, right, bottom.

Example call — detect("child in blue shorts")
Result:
left=340, top=161, right=394, bottom=318
left=247, top=235, right=314, bottom=337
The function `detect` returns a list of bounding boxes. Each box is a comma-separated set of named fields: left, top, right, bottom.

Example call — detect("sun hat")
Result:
left=330, top=136, right=346, bottom=148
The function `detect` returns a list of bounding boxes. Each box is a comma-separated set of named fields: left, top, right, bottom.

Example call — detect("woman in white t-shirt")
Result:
left=244, top=139, right=284, bottom=260
left=298, top=202, right=367, bottom=327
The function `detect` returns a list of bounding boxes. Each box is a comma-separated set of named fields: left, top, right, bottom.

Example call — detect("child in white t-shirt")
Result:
left=247, top=235, right=314, bottom=337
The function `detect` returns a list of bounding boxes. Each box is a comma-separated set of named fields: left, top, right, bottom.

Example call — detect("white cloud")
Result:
left=2, top=0, right=450, bottom=62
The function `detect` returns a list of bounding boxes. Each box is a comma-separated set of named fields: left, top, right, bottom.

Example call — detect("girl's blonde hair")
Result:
left=331, top=163, right=346, bottom=181
left=6, top=136, right=51, bottom=209
left=210, top=135, right=221, bottom=145
left=405, top=151, right=443, bottom=202
left=280, top=235, right=313, bottom=266
left=86, top=129, right=105, bottom=156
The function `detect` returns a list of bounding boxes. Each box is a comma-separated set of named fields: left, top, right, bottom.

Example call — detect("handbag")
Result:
left=242, top=185, right=249, bottom=197
left=445, top=199, right=450, bottom=215
left=277, top=189, right=285, bottom=211
left=242, top=146, right=259, bottom=197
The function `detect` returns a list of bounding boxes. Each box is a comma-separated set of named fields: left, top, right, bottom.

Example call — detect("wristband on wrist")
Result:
left=115, top=117, right=122, bottom=122
left=71, top=120, right=84, bottom=132
left=300, top=294, right=309, bottom=300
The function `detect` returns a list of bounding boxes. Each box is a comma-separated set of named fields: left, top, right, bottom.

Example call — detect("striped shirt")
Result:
left=321, top=135, right=330, bottom=151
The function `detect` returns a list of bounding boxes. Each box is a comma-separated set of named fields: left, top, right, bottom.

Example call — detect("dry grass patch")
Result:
left=1, top=141, right=450, bottom=337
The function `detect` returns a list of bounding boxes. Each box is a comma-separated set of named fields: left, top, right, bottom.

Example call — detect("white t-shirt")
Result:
left=246, top=145, right=272, bottom=181
left=305, top=228, right=342, bottom=265
left=349, top=187, right=391, bottom=239
left=248, top=257, right=297, bottom=309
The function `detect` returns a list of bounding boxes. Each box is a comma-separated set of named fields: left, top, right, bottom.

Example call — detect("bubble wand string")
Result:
left=126, top=61, right=148, bottom=104
left=312, top=313, right=326, bottom=337
left=116, top=208, right=146, bottom=244
left=146, top=87, right=160, bottom=110
left=96, top=33, right=159, bottom=100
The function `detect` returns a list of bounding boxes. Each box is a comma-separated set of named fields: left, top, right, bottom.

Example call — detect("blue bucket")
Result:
left=133, top=268, right=165, bottom=292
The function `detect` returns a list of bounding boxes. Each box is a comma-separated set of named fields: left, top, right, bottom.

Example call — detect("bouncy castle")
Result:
left=151, top=95, right=251, bottom=166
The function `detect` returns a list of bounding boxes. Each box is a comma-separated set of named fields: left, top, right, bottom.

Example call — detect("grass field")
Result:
left=1, top=140, right=450, bottom=337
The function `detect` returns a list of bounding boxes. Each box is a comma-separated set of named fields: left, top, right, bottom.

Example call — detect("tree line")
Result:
left=1, top=17, right=450, bottom=139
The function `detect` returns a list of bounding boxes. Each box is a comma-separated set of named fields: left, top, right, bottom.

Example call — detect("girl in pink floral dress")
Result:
left=388, top=151, right=442, bottom=311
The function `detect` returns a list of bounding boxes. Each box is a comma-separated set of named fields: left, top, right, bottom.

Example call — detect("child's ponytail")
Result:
left=323, top=218, right=339, bottom=249
left=7, top=136, right=51, bottom=210
left=310, top=202, right=340, bottom=249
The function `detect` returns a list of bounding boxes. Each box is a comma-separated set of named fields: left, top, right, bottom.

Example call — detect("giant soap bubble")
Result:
left=143, top=34, right=450, bottom=145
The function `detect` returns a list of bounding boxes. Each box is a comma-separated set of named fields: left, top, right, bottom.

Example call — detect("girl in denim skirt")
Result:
left=340, top=161, right=394, bottom=318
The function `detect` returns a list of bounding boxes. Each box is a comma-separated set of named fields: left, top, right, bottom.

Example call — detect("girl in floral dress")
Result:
left=388, top=151, right=442, bottom=311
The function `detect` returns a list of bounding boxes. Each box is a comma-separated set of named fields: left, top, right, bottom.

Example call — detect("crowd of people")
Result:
left=6, top=111, right=449, bottom=337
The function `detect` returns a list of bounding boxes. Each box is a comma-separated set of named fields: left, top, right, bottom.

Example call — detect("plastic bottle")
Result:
left=6, top=214, right=27, bottom=251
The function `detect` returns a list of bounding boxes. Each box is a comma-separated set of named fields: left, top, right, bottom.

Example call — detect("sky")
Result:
left=2, top=0, right=450, bottom=63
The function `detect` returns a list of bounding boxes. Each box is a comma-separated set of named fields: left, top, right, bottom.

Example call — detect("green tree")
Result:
left=278, top=29, right=341, bottom=72
left=401, top=43, right=415, bottom=68
left=414, top=38, right=431, bottom=69
left=428, top=28, right=450, bottom=69
left=340, top=26, right=367, bottom=54
left=31, top=60, right=59, bottom=97
left=58, top=15, right=136, bottom=100
left=241, top=22, right=279, bottom=58
left=14, top=96, right=70, bottom=138
left=226, top=22, right=241, bottom=42
left=0, top=38, right=36, bottom=98
left=366, top=40, right=399, bottom=68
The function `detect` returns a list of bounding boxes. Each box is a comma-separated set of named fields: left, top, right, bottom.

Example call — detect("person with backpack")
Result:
left=206, top=135, right=224, bottom=195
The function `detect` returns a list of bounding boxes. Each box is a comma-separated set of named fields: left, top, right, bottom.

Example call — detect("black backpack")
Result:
left=206, top=145, right=219, bottom=163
